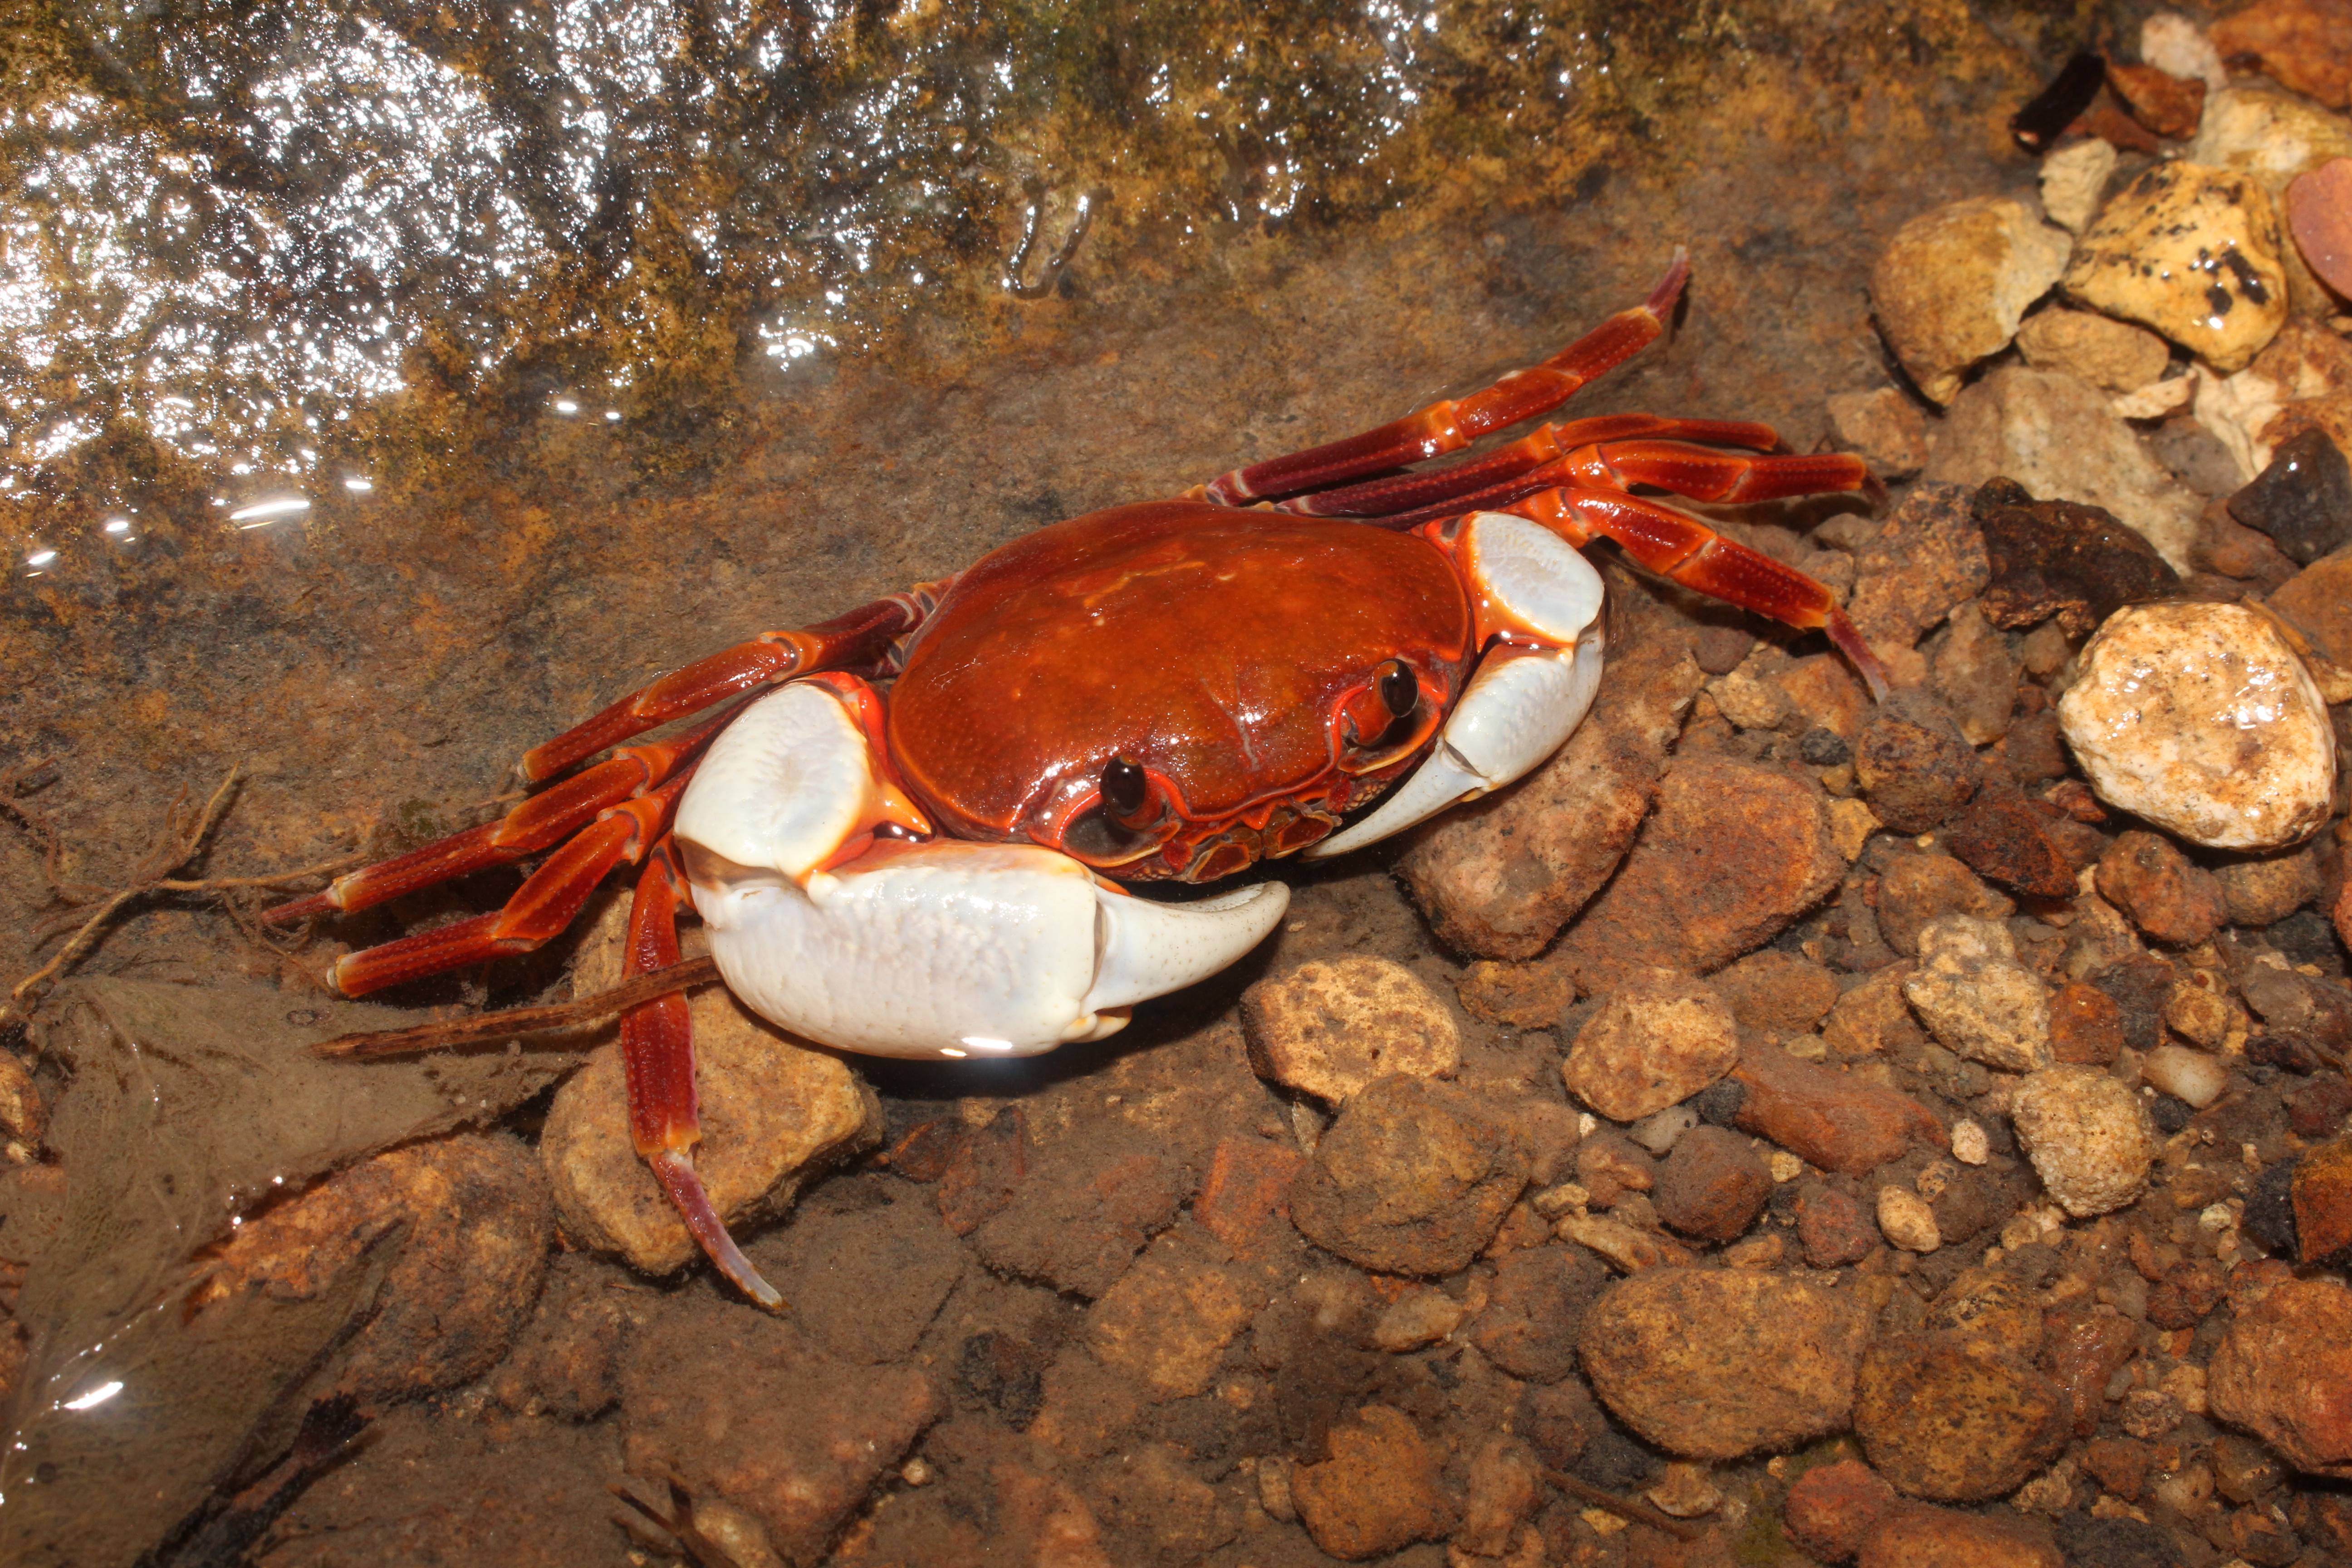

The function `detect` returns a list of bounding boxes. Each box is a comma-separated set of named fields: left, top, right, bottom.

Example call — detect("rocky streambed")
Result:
left=6, top=1, right=2352, bottom=1566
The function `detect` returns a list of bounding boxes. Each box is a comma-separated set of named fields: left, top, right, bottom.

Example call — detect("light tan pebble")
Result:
left=1826, top=387, right=1931, bottom=479
left=1878, top=1185, right=1944, bottom=1253
left=2143, top=12, right=2229, bottom=91
left=2194, top=365, right=2285, bottom=484
left=1529, top=1181, right=1591, bottom=1218
left=2162, top=1362, right=2209, bottom=1417
left=1827, top=799, right=1881, bottom=862
left=1240, top=956, right=1462, bottom=1104
left=2010, top=1067, right=2160, bottom=1218
left=1871, top=196, right=2074, bottom=403
left=2064, top=162, right=2287, bottom=372
left=1257, top=1454, right=1298, bottom=1522
left=1902, top=915, right=2053, bottom=1073
left=2056, top=602, right=2337, bottom=850
left=2144, top=1044, right=2231, bottom=1109
left=1556, top=1213, right=1696, bottom=1273
left=2042, top=138, right=2118, bottom=233
left=1373, top=1287, right=1473, bottom=1352
left=1629, top=1104, right=1700, bottom=1156
left=691, top=1500, right=785, bottom=1568
left=2164, top=973, right=2244, bottom=1050
left=1646, top=1462, right=1724, bottom=1519
left=1951, top=1118, right=1990, bottom=1166
left=1709, top=669, right=1795, bottom=732
left=2017, top=308, right=2171, bottom=393
left=2012, top=1459, right=2079, bottom=1515
left=2110, top=374, right=2197, bottom=420
left=1564, top=970, right=1740, bottom=1123
left=1769, top=1150, right=1805, bottom=1183
left=1916, top=1158, right=1958, bottom=1202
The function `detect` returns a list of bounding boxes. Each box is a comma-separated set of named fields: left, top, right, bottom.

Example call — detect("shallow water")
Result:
left=0, top=0, right=2122, bottom=1562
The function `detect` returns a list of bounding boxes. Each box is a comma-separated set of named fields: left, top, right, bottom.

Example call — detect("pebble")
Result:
left=2145, top=12, right=2230, bottom=91
left=1287, top=1076, right=1530, bottom=1275
left=1970, top=475, right=2183, bottom=635
left=1652, top=1125, right=1772, bottom=1242
left=1469, top=1244, right=1608, bottom=1381
left=1902, top=915, right=2054, bottom=1073
left=2141, top=1042, right=2231, bottom=1109
left=971, top=1132, right=1191, bottom=1298
left=1869, top=196, right=2073, bottom=403
left=1628, top=1102, right=1699, bottom=1155
left=1876, top=853, right=2012, bottom=958
left=1928, top=601, right=2017, bottom=746
left=1289, top=1405, right=1459, bottom=1560
left=2009, top=1065, right=2159, bottom=1217
left=2095, top=831, right=2229, bottom=946
left=1951, top=1118, right=1990, bottom=1166
left=1577, top=1268, right=1872, bottom=1459
left=2269, top=549, right=2352, bottom=670
left=1563, top=970, right=1740, bottom=1123
left=2045, top=1303, right=2141, bottom=1437
left=2209, top=1277, right=2352, bottom=1477
left=1877, top=1185, right=1942, bottom=1253
left=2216, top=845, right=2324, bottom=926
left=2292, top=1137, right=2352, bottom=1265
left=2056, top=600, right=2338, bottom=849
left=1858, top=1505, right=2067, bottom=1568
left=1924, top=368, right=2203, bottom=571
left=1784, top=1458, right=1898, bottom=1560
left=2212, top=0, right=2352, bottom=109
left=2107, top=60, right=2208, bottom=140
left=2048, top=980, right=2126, bottom=1065
left=541, top=990, right=879, bottom=1279
left=2015, top=307, right=2171, bottom=394
left=1941, top=794, right=2081, bottom=900
left=1795, top=1182, right=1880, bottom=1267
left=1855, top=695, right=1982, bottom=834
left=1556, top=1212, right=1693, bottom=1273
left=1854, top=1329, right=2069, bottom=1501
left=1455, top=1437, right=1544, bottom=1557
left=622, top=1304, right=944, bottom=1562
left=1084, top=1233, right=1261, bottom=1400
left=1194, top=1134, right=1307, bottom=1261
left=1843, top=483, right=1993, bottom=662
left=1395, top=589, right=1702, bottom=960
left=1239, top=956, right=1461, bottom=1104
left=1371, top=1284, right=1471, bottom=1352
left=2289, top=158, right=2352, bottom=300
left=1556, top=754, right=1844, bottom=993
left=2064, top=162, right=2288, bottom=372
left=2040, top=138, right=2117, bottom=233
left=1826, top=387, right=1931, bottom=478
left=1821, top=965, right=1927, bottom=1058
left=2230, top=424, right=2352, bottom=564
left=1733, top=1041, right=1946, bottom=1175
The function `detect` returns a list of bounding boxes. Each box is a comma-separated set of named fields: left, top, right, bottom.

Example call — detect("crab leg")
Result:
left=1512, top=486, right=1891, bottom=698
left=519, top=589, right=935, bottom=784
left=1277, top=414, right=1784, bottom=519
left=328, top=775, right=692, bottom=995
left=1204, top=251, right=1691, bottom=505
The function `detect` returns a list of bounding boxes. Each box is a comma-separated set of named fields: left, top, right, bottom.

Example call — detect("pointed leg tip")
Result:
left=1647, top=249, right=1693, bottom=317
left=263, top=890, right=336, bottom=925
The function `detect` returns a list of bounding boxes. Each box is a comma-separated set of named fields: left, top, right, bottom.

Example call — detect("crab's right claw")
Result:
left=672, top=681, right=1289, bottom=1059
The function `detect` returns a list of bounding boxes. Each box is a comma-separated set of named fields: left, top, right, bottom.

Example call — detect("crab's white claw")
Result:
left=1307, top=512, right=1607, bottom=859
left=674, top=682, right=1288, bottom=1059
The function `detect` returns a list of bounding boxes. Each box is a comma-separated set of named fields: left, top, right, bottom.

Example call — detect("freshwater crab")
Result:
left=267, top=253, right=1888, bottom=1305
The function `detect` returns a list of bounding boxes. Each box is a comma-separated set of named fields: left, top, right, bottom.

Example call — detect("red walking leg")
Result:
left=1554, top=440, right=1883, bottom=507
left=620, top=841, right=781, bottom=1308
left=1510, top=486, right=1891, bottom=699
left=1204, top=250, right=1691, bottom=504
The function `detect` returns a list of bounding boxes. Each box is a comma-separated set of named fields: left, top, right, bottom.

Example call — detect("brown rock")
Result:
left=1653, top=1125, right=1772, bottom=1242
left=1396, top=573, right=1703, bottom=960
left=1469, top=1244, right=1610, bottom=1384
left=1288, top=1075, right=1529, bottom=1275
left=2288, top=1073, right=2352, bottom=1137
left=1856, top=696, right=1982, bottom=834
left=1992, top=710, right=2071, bottom=784
left=1577, top=1267, right=1872, bottom=1460
left=1857, top=1505, right=2063, bottom=1568
left=1821, top=964, right=1927, bottom=1059
left=2087, top=954, right=2175, bottom=1054
left=1563, top=969, right=1741, bottom=1122
left=1929, top=600, right=2018, bottom=745
left=1970, top=476, right=2181, bottom=636
left=2107, top=61, right=2207, bottom=139
left=1194, top=1135, right=1304, bottom=1261
left=2147, top=1258, right=2227, bottom=1328
left=1796, top=1181, right=1880, bottom=1267
left=1084, top=1232, right=1263, bottom=1401
left=1240, top=956, right=1461, bottom=1103
left=2292, top=1137, right=2352, bottom=1267
left=196, top=1132, right=553, bottom=1403
left=750, top=1192, right=967, bottom=1365
left=1454, top=956, right=1578, bottom=1028
left=1828, top=387, right=1931, bottom=479
left=2080, top=1435, right=2151, bottom=1499
left=1868, top=197, right=2073, bottom=404
left=1455, top=1436, right=1544, bottom=1558
left=2268, top=549, right=2352, bottom=670
left=1845, top=483, right=1994, bottom=657
left=1556, top=1211, right=1695, bottom=1272
left=622, top=1304, right=944, bottom=1562
left=1854, top=1330, right=2068, bottom=1501
left=2290, top=157, right=2352, bottom=299
left=1516, top=1378, right=1605, bottom=1471
left=1710, top=949, right=1840, bottom=1036
left=2217, top=847, right=2324, bottom=926
left=2096, top=830, right=2229, bottom=946
left=1783, top=1458, right=1899, bottom=1562
left=936, top=1106, right=1026, bottom=1235
left=2212, top=0, right=2352, bottom=108
left=1090, top=1441, right=1240, bottom=1563
left=490, top=1253, right=636, bottom=1420
left=1875, top=852, right=2013, bottom=957
left=2048, top=981, right=2126, bottom=1065
left=2042, top=1303, right=2141, bottom=1436
left=2210, top=1277, right=2352, bottom=1476
left=1575, top=1129, right=1657, bottom=1206
left=1942, top=795, right=2080, bottom=899
left=2014, top=307, right=2173, bottom=395
left=1558, top=755, right=1844, bottom=994
left=542, top=997, right=879, bottom=1277
left=1732, top=1042, right=1946, bottom=1175
left=1289, top=1405, right=1458, bottom=1561
left=973, top=1133, right=1191, bottom=1298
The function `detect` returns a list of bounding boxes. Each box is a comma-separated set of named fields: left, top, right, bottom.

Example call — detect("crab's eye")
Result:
left=1102, top=756, right=1148, bottom=819
left=1378, top=658, right=1418, bottom=718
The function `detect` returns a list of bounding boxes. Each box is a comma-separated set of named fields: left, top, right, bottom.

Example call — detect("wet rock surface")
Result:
left=1240, top=955, right=1461, bottom=1103
left=2066, top=161, right=2289, bottom=372
left=2011, top=1065, right=2159, bottom=1217
left=1562, top=969, right=1740, bottom=1123
left=2209, top=1277, right=2352, bottom=1476
left=1287, top=1074, right=1529, bottom=1275
left=1855, top=1329, right=2069, bottom=1501
left=1870, top=196, right=2073, bottom=404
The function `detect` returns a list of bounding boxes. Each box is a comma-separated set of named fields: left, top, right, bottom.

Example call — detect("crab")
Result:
left=265, top=252, right=1887, bottom=1306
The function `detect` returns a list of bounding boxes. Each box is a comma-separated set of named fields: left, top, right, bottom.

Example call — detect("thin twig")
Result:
left=311, top=956, right=723, bottom=1058
left=1006, top=184, right=1109, bottom=299
left=1540, top=1469, right=1703, bottom=1542
left=2, top=766, right=245, bottom=1024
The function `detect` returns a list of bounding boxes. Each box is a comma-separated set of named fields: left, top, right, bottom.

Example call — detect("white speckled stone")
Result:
left=2011, top=1066, right=2159, bottom=1218
left=2057, top=602, right=2337, bottom=850
left=1872, top=196, right=2073, bottom=404
left=2065, top=162, right=2287, bottom=373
